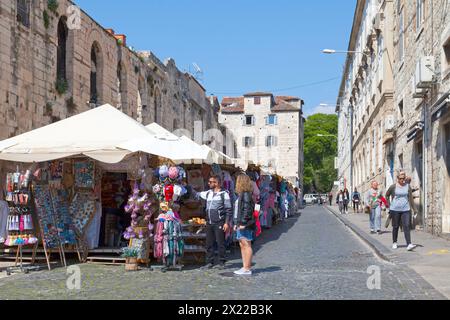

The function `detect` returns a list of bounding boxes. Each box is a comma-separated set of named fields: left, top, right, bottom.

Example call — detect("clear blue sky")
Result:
left=74, top=0, right=356, bottom=116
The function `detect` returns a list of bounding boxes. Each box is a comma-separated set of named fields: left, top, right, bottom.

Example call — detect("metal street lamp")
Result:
left=322, top=49, right=369, bottom=55
left=316, top=134, right=337, bottom=138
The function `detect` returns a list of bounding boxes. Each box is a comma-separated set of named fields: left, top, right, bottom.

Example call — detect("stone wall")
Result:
left=393, top=0, right=450, bottom=234
left=0, top=0, right=219, bottom=142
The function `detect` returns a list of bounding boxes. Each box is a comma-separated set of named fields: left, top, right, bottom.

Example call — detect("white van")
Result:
left=303, top=194, right=317, bottom=205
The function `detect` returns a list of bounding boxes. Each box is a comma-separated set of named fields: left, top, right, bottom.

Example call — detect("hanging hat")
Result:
left=178, top=167, right=186, bottom=179
left=164, top=184, right=174, bottom=202
left=159, top=165, right=169, bottom=178
left=168, top=166, right=179, bottom=180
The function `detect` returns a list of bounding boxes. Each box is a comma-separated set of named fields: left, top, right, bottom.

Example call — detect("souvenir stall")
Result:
left=1, top=166, right=41, bottom=274
left=150, top=164, right=187, bottom=270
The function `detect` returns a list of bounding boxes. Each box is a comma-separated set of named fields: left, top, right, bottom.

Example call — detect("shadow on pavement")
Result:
left=251, top=213, right=301, bottom=255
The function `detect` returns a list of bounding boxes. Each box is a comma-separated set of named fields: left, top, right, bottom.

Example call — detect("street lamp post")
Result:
left=322, top=49, right=370, bottom=56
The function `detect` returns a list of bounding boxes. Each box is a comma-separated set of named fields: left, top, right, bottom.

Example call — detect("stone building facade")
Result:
left=337, top=0, right=450, bottom=236
left=391, top=0, right=450, bottom=235
left=0, top=0, right=219, bottom=143
left=219, top=93, right=304, bottom=187
left=337, top=0, right=395, bottom=198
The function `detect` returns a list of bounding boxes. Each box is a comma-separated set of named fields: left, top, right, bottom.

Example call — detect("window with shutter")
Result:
left=17, top=0, right=30, bottom=28
left=245, top=115, right=255, bottom=126
left=267, top=114, right=277, bottom=125
left=244, top=137, right=253, bottom=148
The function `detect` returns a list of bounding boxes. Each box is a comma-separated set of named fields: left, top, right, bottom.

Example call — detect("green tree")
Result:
left=303, top=114, right=338, bottom=193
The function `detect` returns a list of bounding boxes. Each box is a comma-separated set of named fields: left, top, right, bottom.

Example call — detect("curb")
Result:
left=325, top=206, right=396, bottom=263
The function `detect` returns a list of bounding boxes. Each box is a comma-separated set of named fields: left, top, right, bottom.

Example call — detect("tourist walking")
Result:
left=336, top=190, right=345, bottom=214
left=233, top=174, right=256, bottom=276
left=328, top=192, right=333, bottom=206
left=365, top=181, right=383, bottom=234
left=385, top=171, right=417, bottom=251
left=352, top=188, right=361, bottom=213
left=343, top=188, right=350, bottom=214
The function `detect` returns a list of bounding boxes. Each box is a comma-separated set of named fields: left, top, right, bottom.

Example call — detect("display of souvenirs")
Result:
left=6, top=208, right=33, bottom=232
left=33, top=184, right=62, bottom=249
left=73, top=160, right=95, bottom=190
left=4, top=234, right=38, bottom=246
left=186, top=217, right=206, bottom=226
left=4, top=170, right=38, bottom=247
left=153, top=165, right=186, bottom=185
left=153, top=211, right=184, bottom=265
left=50, top=189, right=77, bottom=245
left=49, top=161, right=64, bottom=179
left=70, top=192, right=96, bottom=235
left=123, top=183, right=154, bottom=240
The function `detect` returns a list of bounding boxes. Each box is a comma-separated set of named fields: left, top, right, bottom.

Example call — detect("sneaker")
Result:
left=370, top=230, right=375, bottom=234
left=202, top=263, right=214, bottom=270
left=407, top=244, right=417, bottom=251
left=234, top=268, right=252, bottom=276
left=377, top=230, right=382, bottom=235
left=392, top=243, right=398, bottom=250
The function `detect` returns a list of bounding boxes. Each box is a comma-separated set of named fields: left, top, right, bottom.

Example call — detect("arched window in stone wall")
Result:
left=90, top=42, right=102, bottom=105
left=17, top=0, right=30, bottom=27
left=57, top=18, right=68, bottom=83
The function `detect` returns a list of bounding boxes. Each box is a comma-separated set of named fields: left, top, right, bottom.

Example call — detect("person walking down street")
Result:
left=336, top=190, right=345, bottom=214
left=193, top=174, right=232, bottom=269
left=386, top=171, right=417, bottom=251
left=352, top=188, right=361, bottom=213
left=365, top=181, right=383, bottom=235
left=328, top=192, right=333, bottom=206
left=233, top=174, right=256, bottom=276
left=343, top=188, right=350, bottom=214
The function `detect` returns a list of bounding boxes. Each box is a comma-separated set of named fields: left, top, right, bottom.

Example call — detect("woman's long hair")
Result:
left=235, top=174, right=254, bottom=194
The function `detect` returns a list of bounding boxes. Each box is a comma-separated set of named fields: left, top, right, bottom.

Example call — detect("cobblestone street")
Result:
left=0, top=206, right=445, bottom=300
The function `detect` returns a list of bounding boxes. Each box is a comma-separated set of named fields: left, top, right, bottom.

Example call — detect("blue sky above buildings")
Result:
left=74, top=0, right=356, bottom=117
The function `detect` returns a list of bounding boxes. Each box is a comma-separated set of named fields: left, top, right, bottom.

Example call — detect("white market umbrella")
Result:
left=0, top=104, right=205, bottom=163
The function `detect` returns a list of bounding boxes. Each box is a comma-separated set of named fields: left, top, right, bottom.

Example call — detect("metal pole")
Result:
left=349, top=105, right=354, bottom=195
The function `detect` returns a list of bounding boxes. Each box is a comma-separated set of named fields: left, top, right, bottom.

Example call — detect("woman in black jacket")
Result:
left=233, top=174, right=256, bottom=276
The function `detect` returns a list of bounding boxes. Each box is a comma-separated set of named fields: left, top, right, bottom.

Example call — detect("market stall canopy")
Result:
left=117, top=135, right=213, bottom=162
left=145, top=123, right=215, bottom=162
left=0, top=104, right=207, bottom=163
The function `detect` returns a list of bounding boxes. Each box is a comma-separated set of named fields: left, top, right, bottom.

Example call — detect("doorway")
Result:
left=443, top=123, right=450, bottom=233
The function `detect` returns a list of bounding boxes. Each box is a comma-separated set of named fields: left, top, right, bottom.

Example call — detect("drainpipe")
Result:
left=423, top=99, right=428, bottom=232
left=349, top=104, right=354, bottom=194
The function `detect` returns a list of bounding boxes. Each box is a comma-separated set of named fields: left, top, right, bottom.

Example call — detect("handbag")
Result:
left=385, top=212, right=392, bottom=228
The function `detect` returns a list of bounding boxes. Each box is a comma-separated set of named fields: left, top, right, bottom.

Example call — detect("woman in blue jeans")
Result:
left=385, top=171, right=417, bottom=251
left=233, top=174, right=256, bottom=276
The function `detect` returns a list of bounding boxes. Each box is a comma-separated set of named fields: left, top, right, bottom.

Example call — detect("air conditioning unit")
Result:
left=415, top=56, right=435, bottom=89
left=385, top=115, right=396, bottom=132
left=373, top=13, right=383, bottom=31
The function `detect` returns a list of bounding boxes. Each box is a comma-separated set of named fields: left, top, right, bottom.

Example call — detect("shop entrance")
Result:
left=443, top=123, right=450, bottom=233
left=98, top=172, right=131, bottom=249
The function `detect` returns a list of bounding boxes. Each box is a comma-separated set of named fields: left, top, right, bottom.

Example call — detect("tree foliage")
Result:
left=303, top=114, right=338, bottom=194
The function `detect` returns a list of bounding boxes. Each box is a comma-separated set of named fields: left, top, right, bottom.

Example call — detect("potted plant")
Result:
left=121, top=247, right=139, bottom=271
